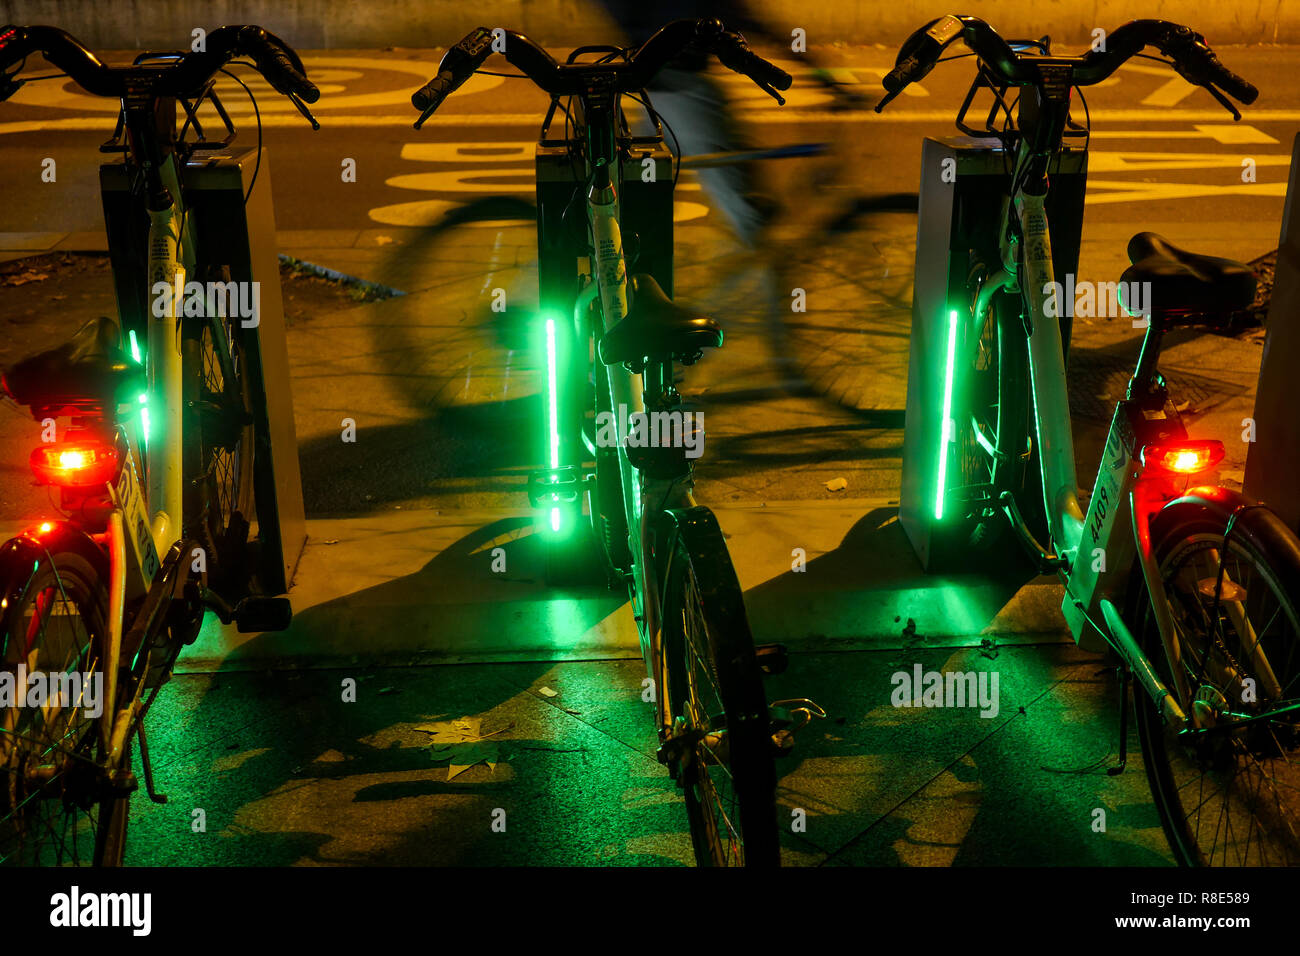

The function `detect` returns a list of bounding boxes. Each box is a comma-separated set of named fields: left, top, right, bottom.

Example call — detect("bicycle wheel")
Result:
left=1133, top=501, right=1300, bottom=865
left=955, top=283, right=1029, bottom=548
left=656, top=506, right=779, bottom=866
left=0, top=542, right=125, bottom=866
left=182, top=299, right=256, bottom=592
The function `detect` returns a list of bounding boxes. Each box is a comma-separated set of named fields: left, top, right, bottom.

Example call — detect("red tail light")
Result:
left=30, top=440, right=119, bottom=488
left=1140, top=439, right=1225, bottom=475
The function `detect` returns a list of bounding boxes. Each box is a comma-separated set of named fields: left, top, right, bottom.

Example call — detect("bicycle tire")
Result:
left=1132, top=497, right=1300, bottom=865
left=0, top=542, right=119, bottom=866
left=589, top=342, right=631, bottom=577
left=181, top=302, right=256, bottom=595
left=655, top=506, right=780, bottom=866
left=958, top=284, right=1030, bottom=550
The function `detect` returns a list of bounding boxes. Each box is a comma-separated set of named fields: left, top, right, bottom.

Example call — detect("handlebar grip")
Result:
left=1192, top=49, right=1258, bottom=104
left=883, top=56, right=922, bottom=94
left=881, top=17, right=958, bottom=98
left=411, top=27, right=493, bottom=116
left=263, top=48, right=319, bottom=102
left=719, top=41, right=792, bottom=91
left=239, top=29, right=319, bottom=103
left=411, top=70, right=455, bottom=111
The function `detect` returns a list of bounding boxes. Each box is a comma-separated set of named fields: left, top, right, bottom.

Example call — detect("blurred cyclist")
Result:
left=595, top=0, right=860, bottom=245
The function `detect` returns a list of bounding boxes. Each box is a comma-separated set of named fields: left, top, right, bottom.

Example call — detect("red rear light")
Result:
left=1140, top=439, right=1225, bottom=475
left=30, top=440, right=120, bottom=488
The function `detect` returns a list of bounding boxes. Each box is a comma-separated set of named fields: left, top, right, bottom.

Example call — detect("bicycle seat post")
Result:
left=1127, top=322, right=1166, bottom=404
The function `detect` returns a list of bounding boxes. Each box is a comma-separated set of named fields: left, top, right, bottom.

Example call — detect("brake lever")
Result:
left=874, top=88, right=901, bottom=113
left=0, top=71, right=25, bottom=103
left=288, top=91, right=320, bottom=130
left=413, top=104, right=436, bottom=130
left=1202, top=82, right=1241, bottom=121
left=754, top=78, right=785, bottom=106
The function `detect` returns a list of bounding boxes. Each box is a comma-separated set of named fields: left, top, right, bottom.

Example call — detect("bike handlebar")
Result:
left=877, top=15, right=1256, bottom=113
left=412, top=18, right=792, bottom=127
left=0, top=24, right=319, bottom=104
left=411, top=26, right=492, bottom=112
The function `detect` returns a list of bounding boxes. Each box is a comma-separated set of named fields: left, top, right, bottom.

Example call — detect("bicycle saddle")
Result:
left=598, top=274, right=723, bottom=367
left=3, top=315, right=144, bottom=412
left=1120, top=232, right=1256, bottom=317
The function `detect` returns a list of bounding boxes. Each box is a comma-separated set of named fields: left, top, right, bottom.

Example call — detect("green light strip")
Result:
left=545, top=317, right=562, bottom=535
left=545, top=317, right=560, bottom=470
left=935, top=309, right=959, bottom=521
left=128, top=329, right=143, bottom=364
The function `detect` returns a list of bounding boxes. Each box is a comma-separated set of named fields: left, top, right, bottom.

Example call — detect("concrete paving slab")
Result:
left=175, top=499, right=1070, bottom=671
left=824, top=650, right=1176, bottom=866
left=0, top=231, right=63, bottom=251
left=126, top=639, right=1163, bottom=867
left=128, top=663, right=695, bottom=866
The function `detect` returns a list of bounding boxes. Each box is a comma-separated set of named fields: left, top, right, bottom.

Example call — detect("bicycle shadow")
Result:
left=294, top=400, right=539, bottom=514
left=738, top=503, right=1174, bottom=865
left=135, top=656, right=693, bottom=866
left=741, top=505, right=1042, bottom=647
left=142, top=515, right=700, bottom=865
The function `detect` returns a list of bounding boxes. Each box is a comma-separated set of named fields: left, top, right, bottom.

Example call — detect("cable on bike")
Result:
left=219, top=63, right=263, bottom=205
left=1073, top=85, right=1092, bottom=154
left=623, top=91, right=682, bottom=189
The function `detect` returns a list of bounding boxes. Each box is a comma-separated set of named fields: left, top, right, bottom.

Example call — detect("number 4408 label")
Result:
left=109, top=457, right=160, bottom=590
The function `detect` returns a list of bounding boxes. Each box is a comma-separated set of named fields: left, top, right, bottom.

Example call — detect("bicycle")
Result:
left=0, top=24, right=319, bottom=866
left=880, top=15, right=1300, bottom=865
left=410, top=19, right=823, bottom=866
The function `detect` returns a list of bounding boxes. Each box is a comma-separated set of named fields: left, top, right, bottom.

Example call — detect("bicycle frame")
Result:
left=536, top=88, right=693, bottom=738
left=141, top=154, right=194, bottom=558
left=966, top=92, right=1230, bottom=734
left=12, top=121, right=203, bottom=765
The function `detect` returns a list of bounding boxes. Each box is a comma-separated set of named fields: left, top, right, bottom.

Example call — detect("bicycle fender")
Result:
left=1150, top=485, right=1300, bottom=570
left=0, top=521, right=109, bottom=604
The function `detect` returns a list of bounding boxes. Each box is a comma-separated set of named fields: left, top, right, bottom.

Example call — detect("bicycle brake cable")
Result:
left=219, top=64, right=262, bottom=205
left=623, top=91, right=681, bottom=189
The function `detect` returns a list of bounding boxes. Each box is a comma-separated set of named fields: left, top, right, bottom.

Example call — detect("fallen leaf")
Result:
left=538, top=686, right=559, bottom=698
left=447, top=742, right=498, bottom=779
left=824, top=477, right=848, bottom=492
left=3, top=270, right=49, bottom=286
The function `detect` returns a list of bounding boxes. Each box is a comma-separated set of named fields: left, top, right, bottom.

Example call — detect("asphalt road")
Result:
left=0, top=44, right=1293, bottom=235
left=0, top=43, right=1294, bottom=515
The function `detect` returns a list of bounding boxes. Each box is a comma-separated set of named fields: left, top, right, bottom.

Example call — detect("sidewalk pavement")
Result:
left=0, top=190, right=1267, bottom=866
